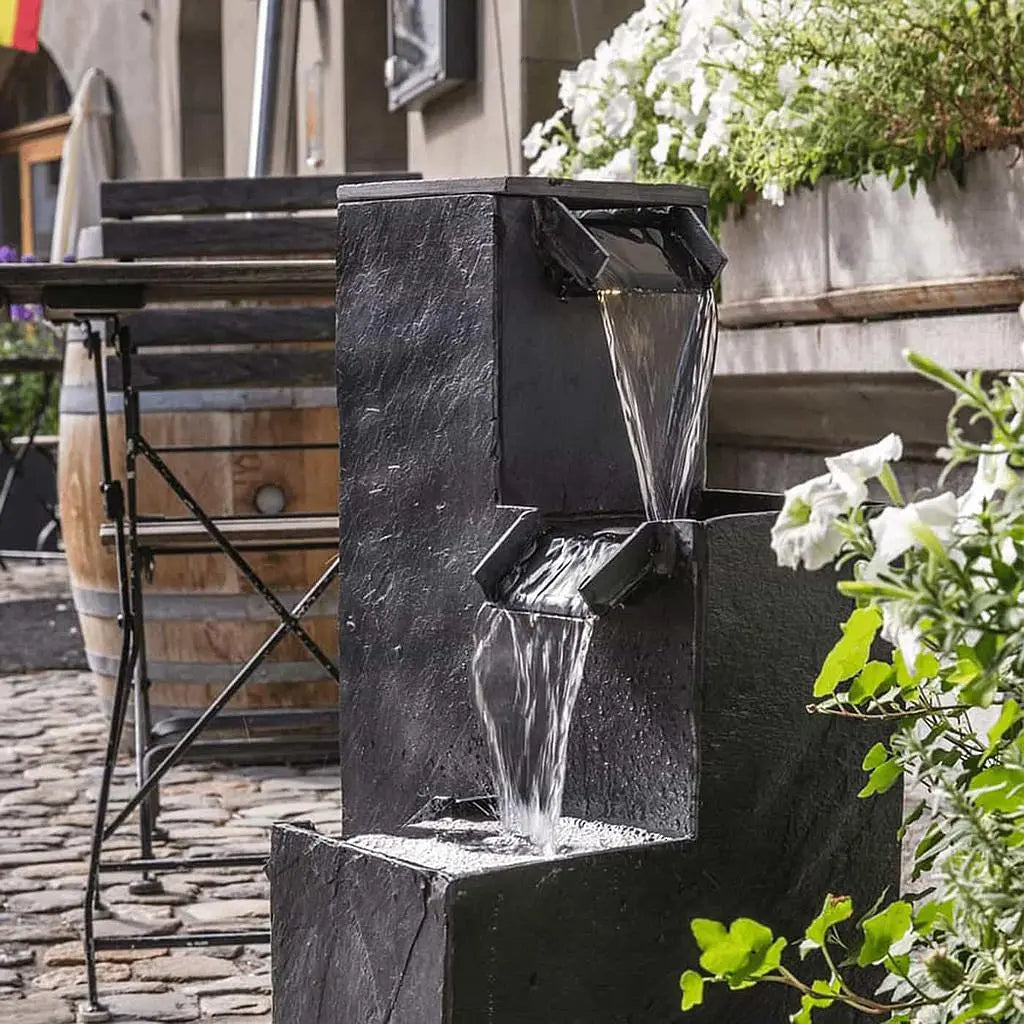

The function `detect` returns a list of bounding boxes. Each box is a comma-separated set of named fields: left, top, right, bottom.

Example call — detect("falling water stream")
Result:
left=599, top=288, right=719, bottom=521
left=473, top=606, right=594, bottom=855
left=472, top=286, right=718, bottom=855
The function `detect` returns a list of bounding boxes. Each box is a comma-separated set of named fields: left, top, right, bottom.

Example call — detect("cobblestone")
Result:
left=1, top=561, right=342, bottom=1023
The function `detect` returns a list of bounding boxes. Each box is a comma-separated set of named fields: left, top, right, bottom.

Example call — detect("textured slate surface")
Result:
left=336, top=175, right=708, bottom=208
left=335, top=193, right=505, bottom=833
left=270, top=825, right=445, bottom=1024
left=496, top=197, right=643, bottom=515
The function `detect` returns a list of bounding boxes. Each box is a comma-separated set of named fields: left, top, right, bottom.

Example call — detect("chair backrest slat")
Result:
left=125, top=308, right=335, bottom=347
left=106, top=349, right=335, bottom=392
left=101, top=172, right=418, bottom=219
left=96, top=171, right=420, bottom=261
left=102, top=216, right=338, bottom=260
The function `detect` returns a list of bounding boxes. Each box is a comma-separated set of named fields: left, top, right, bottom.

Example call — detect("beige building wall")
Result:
left=37, top=0, right=641, bottom=184
left=39, top=0, right=166, bottom=180
left=408, top=0, right=640, bottom=178
left=222, top=0, right=404, bottom=176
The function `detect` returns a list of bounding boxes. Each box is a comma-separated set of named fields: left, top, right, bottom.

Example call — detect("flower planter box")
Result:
left=707, top=151, right=1024, bottom=493
left=719, top=149, right=1024, bottom=323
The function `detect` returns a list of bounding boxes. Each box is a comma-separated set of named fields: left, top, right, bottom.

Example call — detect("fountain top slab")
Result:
left=335, top=176, right=708, bottom=209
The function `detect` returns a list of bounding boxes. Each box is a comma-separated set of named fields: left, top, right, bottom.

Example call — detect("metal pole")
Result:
left=247, top=0, right=300, bottom=176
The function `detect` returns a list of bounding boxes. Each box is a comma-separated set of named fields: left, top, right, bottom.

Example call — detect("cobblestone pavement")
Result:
left=0, top=565, right=341, bottom=1023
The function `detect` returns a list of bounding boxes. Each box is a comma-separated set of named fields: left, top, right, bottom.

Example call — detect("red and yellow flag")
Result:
left=0, top=0, right=42, bottom=53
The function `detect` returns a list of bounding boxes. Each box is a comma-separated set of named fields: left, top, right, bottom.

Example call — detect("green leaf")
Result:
left=693, top=917, right=784, bottom=985
left=858, top=757, right=902, bottom=798
left=848, top=661, right=894, bottom=703
left=893, top=650, right=912, bottom=689
left=968, top=764, right=1024, bottom=813
left=961, top=672, right=998, bottom=708
left=862, top=742, right=888, bottom=771
left=914, top=898, right=953, bottom=936
left=986, top=699, right=1021, bottom=756
left=814, top=608, right=882, bottom=697
left=803, top=894, right=853, bottom=953
left=857, top=902, right=912, bottom=966
left=691, top=918, right=728, bottom=952
left=904, top=350, right=975, bottom=396
left=790, top=990, right=834, bottom=1024
left=949, top=644, right=982, bottom=685
left=679, top=970, right=704, bottom=1011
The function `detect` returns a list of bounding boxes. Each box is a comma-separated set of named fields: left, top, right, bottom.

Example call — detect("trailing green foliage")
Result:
left=681, top=356, right=1024, bottom=1020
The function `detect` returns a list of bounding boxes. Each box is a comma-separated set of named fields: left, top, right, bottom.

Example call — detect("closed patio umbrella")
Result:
left=49, top=67, right=113, bottom=263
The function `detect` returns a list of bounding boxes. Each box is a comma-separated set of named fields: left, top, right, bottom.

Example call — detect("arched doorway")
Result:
left=0, top=45, right=70, bottom=258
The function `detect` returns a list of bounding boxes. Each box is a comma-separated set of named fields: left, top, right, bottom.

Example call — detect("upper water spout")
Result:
left=532, top=197, right=726, bottom=296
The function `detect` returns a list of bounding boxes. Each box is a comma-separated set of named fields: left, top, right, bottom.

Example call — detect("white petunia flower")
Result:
left=825, top=433, right=903, bottom=506
left=580, top=147, right=637, bottom=182
left=653, top=93, right=690, bottom=121
left=806, top=62, right=834, bottom=93
left=557, top=69, right=579, bottom=110
left=770, top=473, right=850, bottom=571
left=959, top=451, right=1018, bottom=517
left=776, top=60, right=801, bottom=98
left=645, top=47, right=696, bottom=96
left=524, top=112, right=566, bottom=161
left=604, top=92, right=638, bottom=138
left=529, top=140, right=568, bottom=178
left=880, top=600, right=922, bottom=670
left=866, top=493, right=958, bottom=577
left=651, top=123, right=678, bottom=164
left=761, top=180, right=785, bottom=205
left=690, top=67, right=710, bottom=114
left=522, top=121, right=547, bottom=160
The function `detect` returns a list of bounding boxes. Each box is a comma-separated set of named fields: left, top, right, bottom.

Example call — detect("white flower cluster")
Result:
left=771, top=432, right=1022, bottom=667
left=522, top=0, right=838, bottom=202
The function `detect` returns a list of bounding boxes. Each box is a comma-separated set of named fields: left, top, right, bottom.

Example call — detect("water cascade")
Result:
left=472, top=283, right=719, bottom=853
left=599, top=289, right=718, bottom=521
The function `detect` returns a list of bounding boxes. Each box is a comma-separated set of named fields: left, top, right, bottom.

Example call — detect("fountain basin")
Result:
left=270, top=807, right=879, bottom=1024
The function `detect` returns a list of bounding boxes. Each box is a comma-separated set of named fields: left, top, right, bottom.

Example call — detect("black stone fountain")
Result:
left=268, top=179, right=900, bottom=1024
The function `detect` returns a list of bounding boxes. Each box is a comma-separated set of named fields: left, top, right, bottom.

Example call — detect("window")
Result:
left=0, top=48, right=70, bottom=258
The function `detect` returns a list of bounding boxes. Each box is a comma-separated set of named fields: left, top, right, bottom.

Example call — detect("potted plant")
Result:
left=521, top=0, right=1024, bottom=319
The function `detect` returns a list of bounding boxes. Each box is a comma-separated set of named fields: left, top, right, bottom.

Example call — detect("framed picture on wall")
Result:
left=385, top=0, right=477, bottom=112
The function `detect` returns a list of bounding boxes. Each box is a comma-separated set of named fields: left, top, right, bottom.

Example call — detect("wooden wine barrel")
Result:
left=57, top=335, right=339, bottom=725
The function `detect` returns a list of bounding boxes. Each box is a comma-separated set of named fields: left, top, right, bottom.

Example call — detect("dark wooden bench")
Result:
left=80, top=171, right=418, bottom=259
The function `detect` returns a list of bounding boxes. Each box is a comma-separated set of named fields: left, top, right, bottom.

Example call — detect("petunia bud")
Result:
left=924, top=949, right=965, bottom=991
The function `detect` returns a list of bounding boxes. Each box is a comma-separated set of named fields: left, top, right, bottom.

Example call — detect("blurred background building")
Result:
left=11, top=0, right=643, bottom=204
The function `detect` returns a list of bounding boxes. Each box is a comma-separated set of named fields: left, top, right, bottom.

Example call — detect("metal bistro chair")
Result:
left=66, top=172, right=418, bottom=1021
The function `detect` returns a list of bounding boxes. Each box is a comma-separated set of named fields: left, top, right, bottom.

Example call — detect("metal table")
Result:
left=0, top=259, right=340, bottom=1022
